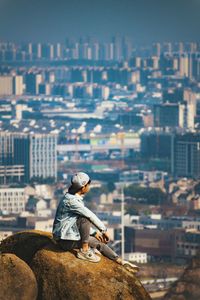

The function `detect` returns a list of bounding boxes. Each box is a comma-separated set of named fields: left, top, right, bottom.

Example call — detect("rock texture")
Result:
left=0, top=230, right=53, bottom=264
left=0, top=230, right=151, bottom=300
left=164, top=256, right=200, bottom=300
left=0, top=253, right=38, bottom=300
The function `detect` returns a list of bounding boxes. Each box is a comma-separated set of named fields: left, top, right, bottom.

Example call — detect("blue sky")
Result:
left=0, top=0, right=200, bottom=43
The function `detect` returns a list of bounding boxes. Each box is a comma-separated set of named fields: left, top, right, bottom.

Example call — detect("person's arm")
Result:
left=67, top=198, right=107, bottom=233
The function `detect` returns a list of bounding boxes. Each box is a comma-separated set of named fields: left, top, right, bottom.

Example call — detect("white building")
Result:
left=13, top=75, right=24, bottom=95
left=35, top=218, right=54, bottom=232
left=0, top=76, right=13, bottom=95
left=29, top=134, right=57, bottom=180
left=0, top=187, right=26, bottom=213
left=125, top=252, right=147, bottom=264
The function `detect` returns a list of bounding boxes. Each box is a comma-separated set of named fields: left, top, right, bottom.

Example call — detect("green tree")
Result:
left=107, top=181, right=116, bottom=193
left=124, top=184, right=167, bottom=205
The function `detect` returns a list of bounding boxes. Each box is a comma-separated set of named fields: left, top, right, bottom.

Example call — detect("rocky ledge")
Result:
left=0, top=230, right=151, bottom=300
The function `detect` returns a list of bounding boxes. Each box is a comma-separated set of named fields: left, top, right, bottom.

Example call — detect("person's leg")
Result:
left=56, top=216, right=91, bottom=252
left=88, top=236, right=139, bottom=272
left=88, top=236, right=119, bottom=261
left=76, top=216, right=91, bottom=251
left=76, top=217, right=100, bottom=263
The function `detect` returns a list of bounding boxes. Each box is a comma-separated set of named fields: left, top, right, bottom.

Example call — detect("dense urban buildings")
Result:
left=0, top=132, right=57, bottom=184
left=1, top=38, right=200, bottom=295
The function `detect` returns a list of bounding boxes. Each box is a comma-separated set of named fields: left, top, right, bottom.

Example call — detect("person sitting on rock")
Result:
left=52, top=172, right=139, bottom=272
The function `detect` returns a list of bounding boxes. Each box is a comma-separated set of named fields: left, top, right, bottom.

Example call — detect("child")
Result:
left=53, top=172, right=139, bottom=272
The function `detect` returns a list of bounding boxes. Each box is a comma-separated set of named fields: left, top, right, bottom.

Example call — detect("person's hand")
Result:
left=102, top=232, right=110, bottom=244
left=94, top=231, right=104, bottom=242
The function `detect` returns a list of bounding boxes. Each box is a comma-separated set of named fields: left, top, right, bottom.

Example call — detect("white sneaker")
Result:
left=93, top=248, right=102, bottom=256
left=122, top=260, right=140, bottom=272
left=77, top=248, right=101, bottom=263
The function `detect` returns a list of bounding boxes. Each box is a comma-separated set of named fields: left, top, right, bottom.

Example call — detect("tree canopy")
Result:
left=124, top=184, right=167, bottom=205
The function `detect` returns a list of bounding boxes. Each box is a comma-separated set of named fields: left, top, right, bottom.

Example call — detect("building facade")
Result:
left=29, top=134, right=57, bottom=181
left=171, top=133, right=200, bottom=178
left=0, top=132, right=57, bottom=183
left=0, top=76, right=13, bottom=95
left=0, top=187, right=26, bottom=214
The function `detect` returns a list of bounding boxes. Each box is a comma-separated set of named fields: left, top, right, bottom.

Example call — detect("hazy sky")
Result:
left=0, top=0, right=200, bottom=43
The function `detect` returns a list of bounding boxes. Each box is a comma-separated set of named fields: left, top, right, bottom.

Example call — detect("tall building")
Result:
left=29, top=134, right=57, bottom=181
left=25, top=73, right=43, bottom=94
left=13, top=75, right=24, bottom=95
left=13, top=134, right=30, bottom=182
left=41, top=44, right=54, bottom=60
left=141, top=131, right=172, bottom=159
left=171, top=134, right=200, bottom=179
left=112, top=36, right=122, bottom=60
left=152, top=43, right=161, bottom=57
left=92, top=43, right=100, bottom=60
left=179, top=54, right=189, bottom=77
left=0, top=132, right=57, bottom=183
left=0, top=76, right=13, bottom=95
left=153, top=102, right=195, bottom=129
left=38, top=83, right=51, bottom=95
left=154, top=103, right=182, bottom=128
left=55, top=43, right=62, bottom=59
left=0, top=132, right=25, bottom=184
left=163, top=42, right=172, bottom=55
left=0, top=132, right=14, bottom=166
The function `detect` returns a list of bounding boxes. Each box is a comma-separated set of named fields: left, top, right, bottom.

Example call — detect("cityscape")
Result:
left=1, top=37, right=200, bottom=298
left=1, top=1, right=200, bottom=299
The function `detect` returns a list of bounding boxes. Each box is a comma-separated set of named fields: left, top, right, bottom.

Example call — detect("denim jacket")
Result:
left=52, top=192, right=107, bottom=241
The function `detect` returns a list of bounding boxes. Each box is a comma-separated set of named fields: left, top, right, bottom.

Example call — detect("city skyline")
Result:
left=0, top=0, right=200, bottom=43
left=1, top=3, right=200, bottom=297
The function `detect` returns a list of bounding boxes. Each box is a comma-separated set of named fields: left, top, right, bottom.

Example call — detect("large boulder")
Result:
left=0, top=230, right=151, bottom=300
left=0, top=230, right=54, bottom=264
left=0, top=253, right=38, bottom=300
left=31, top=243, right=150, bottom=300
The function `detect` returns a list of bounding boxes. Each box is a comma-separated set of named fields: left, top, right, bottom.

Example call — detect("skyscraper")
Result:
left=29, top=134, right=57, bottom=181
left=153, top=102, right=195, bottom=129
left=13, top=75, right=24, bottom=95
left=153, top=103, right=183, bottom=128
left=171, top=134, right=200, bottom=179
left=0, top=132, right=25, bottom=184
left=0, top=132, right=57, bottom=183
left=25, top=73, right=43, bottom=95
left=0, top=76, right=13, bottom=96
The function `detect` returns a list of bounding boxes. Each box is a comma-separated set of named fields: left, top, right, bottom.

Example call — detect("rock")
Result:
left=31, top=243, right=151, bottom=300
left=0, top=253, right=38, bottom=300
left=164, top=256, right=200, bottom=300
left=0, top=230, right=54, bottom=264
left=1, top=230, right=151, bottom=300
